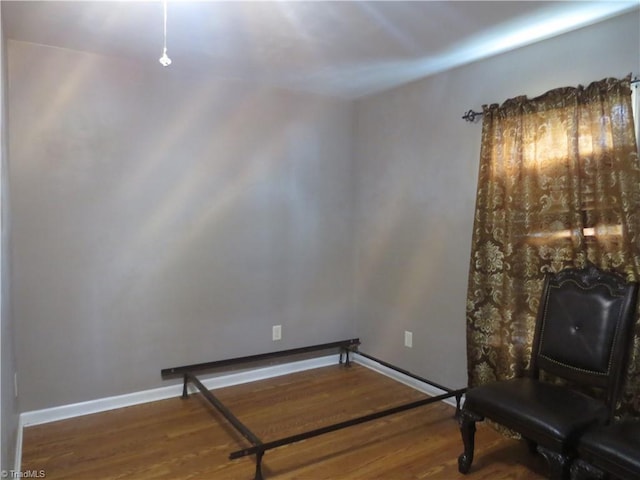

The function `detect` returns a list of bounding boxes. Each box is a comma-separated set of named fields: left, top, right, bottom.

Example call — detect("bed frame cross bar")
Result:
left=185, top=373, right=263, bottom=449
left=229, top=387, right=467, bottom=460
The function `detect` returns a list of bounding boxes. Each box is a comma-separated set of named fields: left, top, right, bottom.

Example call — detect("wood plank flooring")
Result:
left=22, top=363, right=548, bottom=479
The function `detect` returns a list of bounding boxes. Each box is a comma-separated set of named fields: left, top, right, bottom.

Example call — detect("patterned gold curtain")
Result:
left=466, top=76, right=640, bottom=415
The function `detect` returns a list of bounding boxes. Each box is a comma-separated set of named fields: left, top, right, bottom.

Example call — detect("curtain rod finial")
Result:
left=462, top=109, right=483, bottom=123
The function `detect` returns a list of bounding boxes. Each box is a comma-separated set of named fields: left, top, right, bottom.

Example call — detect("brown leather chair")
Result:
left=458, top=265, right=639, bottom=480
left=570, top=418, right=640, bottom=480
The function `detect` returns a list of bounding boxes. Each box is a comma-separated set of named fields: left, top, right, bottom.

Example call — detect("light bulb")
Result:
left=159, top=49, right=172, bottom=67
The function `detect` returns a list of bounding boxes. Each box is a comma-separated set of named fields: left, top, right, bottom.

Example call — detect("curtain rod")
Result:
left=462, top=75, right=640, bottom=123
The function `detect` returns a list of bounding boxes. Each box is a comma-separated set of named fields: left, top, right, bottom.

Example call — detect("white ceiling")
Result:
left=3, top=1, right=638, bottom=98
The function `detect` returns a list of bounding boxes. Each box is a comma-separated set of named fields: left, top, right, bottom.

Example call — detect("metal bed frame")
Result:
left=161, top=338, right=466, bottom=480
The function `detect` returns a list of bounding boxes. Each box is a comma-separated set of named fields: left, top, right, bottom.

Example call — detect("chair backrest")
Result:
left=531, top=264, right=638, bottom=416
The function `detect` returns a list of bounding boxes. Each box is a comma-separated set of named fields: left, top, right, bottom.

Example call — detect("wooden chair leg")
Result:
left=458, top=410, right=482, bottom=474
left=537, top=445, right=571, bottom=480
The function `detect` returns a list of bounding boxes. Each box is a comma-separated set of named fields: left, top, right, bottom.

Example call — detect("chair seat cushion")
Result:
left=463, top=378, right=608, bottom=449
left=577, top=419, right=640, bottom=478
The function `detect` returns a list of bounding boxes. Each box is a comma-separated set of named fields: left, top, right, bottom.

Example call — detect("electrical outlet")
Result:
left=272, top=325, right=282, bottom=341
left=404, top=331, right=413, bottom=348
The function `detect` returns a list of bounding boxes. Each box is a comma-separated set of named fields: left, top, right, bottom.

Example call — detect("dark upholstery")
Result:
left=538, top=282, right=630, bottom=385
left=571, top=419, right=640, bottom=480
left=462, top=378, right=608, bottom=450
left=458, top=265, right=638, bottom=480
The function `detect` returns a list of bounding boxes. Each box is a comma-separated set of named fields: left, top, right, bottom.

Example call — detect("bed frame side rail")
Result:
left=161, top=338, right=361, bottom=378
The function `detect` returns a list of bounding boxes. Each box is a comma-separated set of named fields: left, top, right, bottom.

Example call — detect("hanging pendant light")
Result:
left=159, top=0, right=172, bottom=67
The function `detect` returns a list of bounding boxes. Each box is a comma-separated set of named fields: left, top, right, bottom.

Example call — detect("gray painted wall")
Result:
left=1, top=5, right=18, bottom=471
left=352, top=11, right=640, bottom=390
left=9, top=41, right=356, bottom=412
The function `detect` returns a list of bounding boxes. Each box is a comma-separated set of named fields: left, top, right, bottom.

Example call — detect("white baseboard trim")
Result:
left=352, top=353, right=464, bottom=409
left=14, top=416, right=23, bottom=475
left=19, top=354, right=339, bottom=428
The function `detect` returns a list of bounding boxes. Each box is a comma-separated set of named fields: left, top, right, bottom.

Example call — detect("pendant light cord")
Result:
left=159, top=0, right=172, bottom=66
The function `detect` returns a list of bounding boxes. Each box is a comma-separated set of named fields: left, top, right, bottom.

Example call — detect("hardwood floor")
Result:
left=22, top=364, right=548, bottom=479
